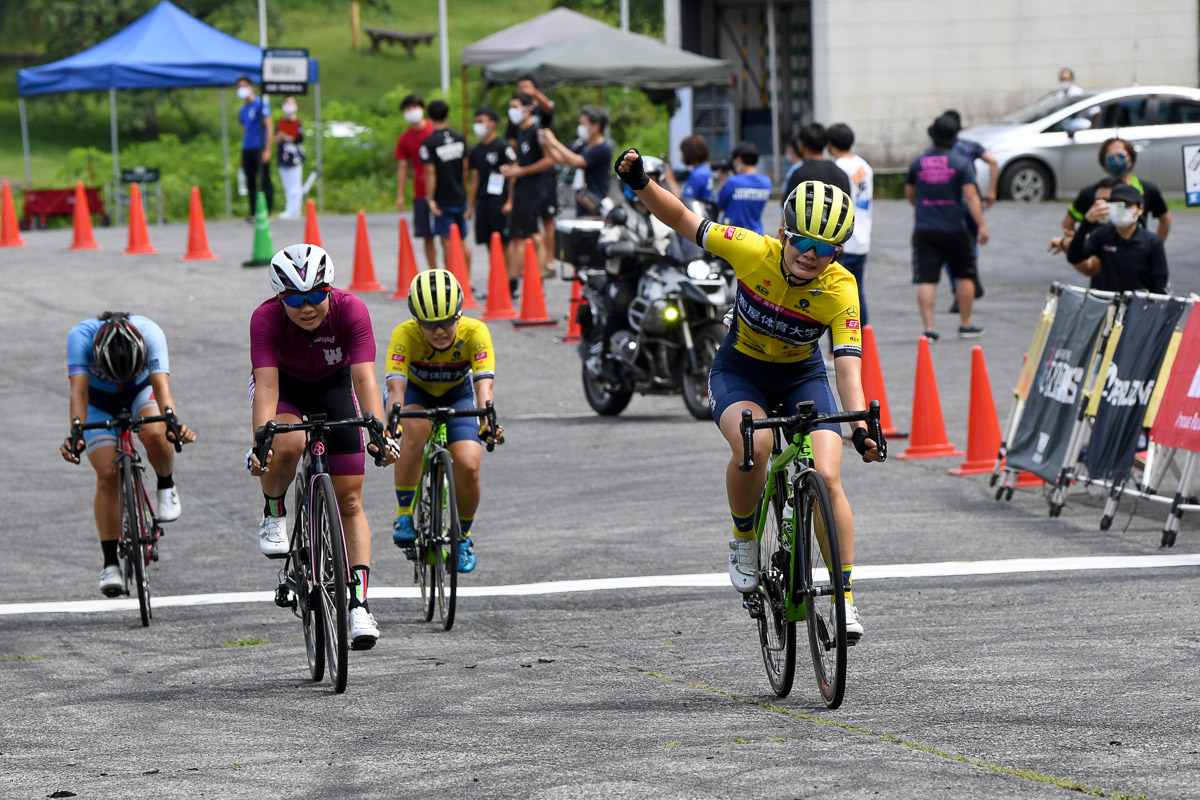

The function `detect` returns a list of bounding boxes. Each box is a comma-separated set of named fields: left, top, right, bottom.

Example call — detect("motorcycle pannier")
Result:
left=555, top=220, right=606, bottom=269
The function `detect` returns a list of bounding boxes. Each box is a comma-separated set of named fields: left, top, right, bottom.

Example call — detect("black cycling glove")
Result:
left=851, top=427, right=871, bottom=457
left=614, top=148, right=650, bottom=190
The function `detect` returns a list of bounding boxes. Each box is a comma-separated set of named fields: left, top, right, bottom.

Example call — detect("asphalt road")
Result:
left=2, top=199, right=1199, bottom=799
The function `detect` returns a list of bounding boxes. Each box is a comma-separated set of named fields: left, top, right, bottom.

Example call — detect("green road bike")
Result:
left=738, top=400, right=886, bottom=708
left=389, top=400, right=501, bottom=631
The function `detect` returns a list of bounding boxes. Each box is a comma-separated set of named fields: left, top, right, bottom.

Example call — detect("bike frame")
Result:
left=282, top=419, right=355, bottom=594
left=753, top=426, right=819, bottom=623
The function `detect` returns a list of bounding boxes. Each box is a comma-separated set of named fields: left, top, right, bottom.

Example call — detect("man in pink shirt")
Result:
left=395, top=94, right=437, bottom=269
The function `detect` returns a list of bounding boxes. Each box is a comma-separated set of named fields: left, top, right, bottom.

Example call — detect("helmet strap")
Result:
left=778, top=249, right=811, bottom=288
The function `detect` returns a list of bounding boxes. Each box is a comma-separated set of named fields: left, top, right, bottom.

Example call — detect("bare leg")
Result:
left=917, top=283, right=937, bottom=331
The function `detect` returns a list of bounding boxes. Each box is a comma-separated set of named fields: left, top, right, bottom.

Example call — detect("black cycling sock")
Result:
left=263, top=493, right=287, bottom=518
left=349, top=565, right=369, bottom=611
left=101, top=540, right=119, bottom=567
left=156, top=473, right=174, bottom=491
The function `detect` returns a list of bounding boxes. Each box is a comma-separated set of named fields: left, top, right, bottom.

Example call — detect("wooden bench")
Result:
left=362, top=27, right=435, bottom=58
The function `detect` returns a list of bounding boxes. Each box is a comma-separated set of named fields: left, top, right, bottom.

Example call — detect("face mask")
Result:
left=403, top=109, right=424, bottom=125
left=1059, top=80, right=1072, bottom=91
left=577, top=124, right=590, bottom=141
left=1105, top=153, right=1129, bottom=177
left=1109, top=204, right=1138, bottom=228
left=508, top=107, right=526, bottom=125
left=282, top=104, right=297, bottom=115
left=236, top=86, right=252, bottom=100
left=473, top=122, right=489, bottom=138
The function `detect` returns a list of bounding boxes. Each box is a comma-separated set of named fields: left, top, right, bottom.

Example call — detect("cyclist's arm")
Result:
left=251, top=366, right=280, bottom=433
left=832, top=357, right=868, bottom=434
left=350, top=362, right=385, bottom=422
left=473, top=377, right=494, bottom=408
left=147, top=372, right=195, bottom=442
left=626, top=163, right=703, bottom=243
left=68, top=373, right=89, bottom=426
left=386, top=376, right=408, bottom=410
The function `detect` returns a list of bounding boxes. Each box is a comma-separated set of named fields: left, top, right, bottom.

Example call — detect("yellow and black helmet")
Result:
left=408, top=269, right=463, bottom=323
left=782, top=181, right=855, bottom=245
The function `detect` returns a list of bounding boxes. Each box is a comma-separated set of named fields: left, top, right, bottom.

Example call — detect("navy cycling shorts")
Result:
left=400, top=379, right=482, bottom=447
left=708, top=345, right=841, bottom=434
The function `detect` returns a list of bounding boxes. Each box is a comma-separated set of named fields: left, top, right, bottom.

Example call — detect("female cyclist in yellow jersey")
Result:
left=616, top=149, right=883, bottom=641
left=387, top=269, right=501, bottom=573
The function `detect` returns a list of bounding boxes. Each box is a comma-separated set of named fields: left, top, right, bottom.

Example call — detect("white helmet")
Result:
left=269, top=244, right=335, bottom=293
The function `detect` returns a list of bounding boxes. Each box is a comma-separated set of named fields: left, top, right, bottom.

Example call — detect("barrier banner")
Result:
left=1150, top=305, right=1200, bottom=452
left=1006, top=290, right=1110, bottom=481
left=1086, top=297, right=1185, bottom=480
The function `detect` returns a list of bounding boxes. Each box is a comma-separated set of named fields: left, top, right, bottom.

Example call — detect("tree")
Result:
left=553, top=0, right=664, bottom=37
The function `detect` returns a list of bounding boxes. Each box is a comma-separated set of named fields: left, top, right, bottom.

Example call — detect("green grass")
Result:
left=221, top=637, right=270, bottom=648
left=0, top=653, right=44, bottom=662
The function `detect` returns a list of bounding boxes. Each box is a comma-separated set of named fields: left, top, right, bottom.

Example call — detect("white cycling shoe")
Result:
left=349, top=607, right=379, bottom=650
left=843, top=599, right=863, bottom=644
left=99, top=564, right=124, bottom=597
left=258, top=515, right=289, bottom=558
left=728, top=536, right=759, bottom=593
left=157, top=487, right=182, bottom=522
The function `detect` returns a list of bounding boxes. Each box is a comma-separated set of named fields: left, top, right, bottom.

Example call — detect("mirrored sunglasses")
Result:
left=784, top=231, right=841, bottom=258
left=279, top=287, right=331, bottom=308
left=419, top=315, right=461, bottom=332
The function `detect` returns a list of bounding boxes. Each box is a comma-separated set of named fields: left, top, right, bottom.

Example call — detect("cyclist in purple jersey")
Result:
left=246, top=244, right=398, bottom=649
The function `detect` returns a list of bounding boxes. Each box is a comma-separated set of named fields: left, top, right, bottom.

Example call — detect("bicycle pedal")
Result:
left=402, top=547, right=417, bottom=562
left=149, top=545, right=159, bottom=562
left=742, top=595, right=764, bottom=620
left=274, top=583, right=295, bottom=609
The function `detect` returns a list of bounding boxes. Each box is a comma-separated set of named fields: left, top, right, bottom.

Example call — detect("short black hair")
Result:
left=826, top=123, right=854, bottom=152
left=731, top=141, right=759, bottom=166
left=512, top=91, right=533, bottom=106
left=236, top=75, right=252, bottom=86
left=517, top=73, right=539, bottom=87
left=475, top=106, right=498, bottom=122
left=428, top=99, right=449, bottom=121
left=580, top=105, right=608, bottom=131
left=399, top=94, right=424, bottom=110
left=798, top=123, right=827, bottom=154
left=1095, top=176, right=1122, bottom=189
left=942, top=109, right=962, bottom=128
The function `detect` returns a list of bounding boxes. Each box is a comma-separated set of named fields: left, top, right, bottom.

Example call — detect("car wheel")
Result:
left=1001, top=160, right=1053, bottom=202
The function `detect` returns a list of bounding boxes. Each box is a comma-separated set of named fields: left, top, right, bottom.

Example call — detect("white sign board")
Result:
left=262, top=48, right=309, bottom=95
left=1184, top=144, right=1200, bottom=207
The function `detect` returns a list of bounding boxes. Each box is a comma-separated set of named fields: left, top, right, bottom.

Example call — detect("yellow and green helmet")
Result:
left=408, top=268, right=463, bottom=323
left=782, top=181, right=855, bottom=245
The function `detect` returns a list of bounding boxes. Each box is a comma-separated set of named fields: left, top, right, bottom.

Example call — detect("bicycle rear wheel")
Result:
left=120, top=462, right=151, bottom=627
left=431, top=451, right=460, bottom=631
left=756, top=470, right=795, bottom=697
left=798, top=470, right=846, bottom=709
left=310, top=475, right=349, bottom=693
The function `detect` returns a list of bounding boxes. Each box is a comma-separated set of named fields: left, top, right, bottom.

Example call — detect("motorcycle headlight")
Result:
left=686, top=260, right=711, bottom=281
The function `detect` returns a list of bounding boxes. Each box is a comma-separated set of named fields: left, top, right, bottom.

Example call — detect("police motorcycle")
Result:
left=557, top=158, right=733, bottom=419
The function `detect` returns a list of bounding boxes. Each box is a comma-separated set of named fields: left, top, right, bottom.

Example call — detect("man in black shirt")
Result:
left=505, top=75, right=558, bottom=277
left=1066, top=183, right=1168, bottom=293
left=540, top=105, right=613, bottom=217
left=419, top=99, right=470, bottom=274
left=782, top=123, right=851, bottom=203
left=467, top=106, right=516, bottom=252
left=500, top=92, right=556, bottom=294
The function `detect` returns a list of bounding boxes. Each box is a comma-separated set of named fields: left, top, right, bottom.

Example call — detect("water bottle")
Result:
left=781, top=496, right=794, bottom=542
left=237, top=168, right=248, bottom=197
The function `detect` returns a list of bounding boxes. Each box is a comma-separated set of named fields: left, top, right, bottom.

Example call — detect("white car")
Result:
left=963, top=86, right=1200, bottom=201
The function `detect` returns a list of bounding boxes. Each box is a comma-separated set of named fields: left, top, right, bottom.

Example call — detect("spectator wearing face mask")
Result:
left=467, top=106, right=516, bottom=255
left=1059, top=138, right=1171, bottom=249
left=1066, top=182, right=1168, bottom=293
left=783, top=123, right=850, bottom=204
left=236, top=76, right=274, bottom=220
left=420, top=100, right=471, bottom=276
left=505, top=75, right=558, bottom=275
left=540, top=106, right=613, bottom=217
left=716, top=142, right=772, bottom=235
left=275, top=96, right=304, bottom=219
left=499, top=92, right=556, bottom=293
left=395, top=94, right=437, bottom=269
left=1054, top=68, right=1085, bottom=99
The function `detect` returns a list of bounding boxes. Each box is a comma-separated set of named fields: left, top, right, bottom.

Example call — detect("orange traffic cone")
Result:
left=180, top=186, right=216, bottom=261
left=949, top=346, right=1000, bottom=475
left=860, top=324, right=904, bottom=438
left=564, top=279, right=585, bottom=343
left=1, top=180, right=24, bottom=248
left=303, top=199, right=323, bottom=247
left=898, top=335, right=963, bottom=460
left=123, top=182, right=157, bottom=255
left=68, top=181, right=98, bottom=251
left=481, top=232, right=517, bottom=321
left=513, top=238, right=556, bottom=327
left=389, top=217, right=419, bottom=300
left=348, top=211, right=385, bottom=293
left=446, top=223, right=479, bottom=310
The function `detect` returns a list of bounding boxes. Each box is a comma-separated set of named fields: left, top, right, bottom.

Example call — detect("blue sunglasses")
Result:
left=784, top=231, right=841, bottom=258
left=279, top=287, right=331, bottom=308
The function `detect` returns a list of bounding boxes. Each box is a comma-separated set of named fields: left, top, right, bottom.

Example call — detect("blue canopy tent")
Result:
left=16, top=1, right=322, bottom=218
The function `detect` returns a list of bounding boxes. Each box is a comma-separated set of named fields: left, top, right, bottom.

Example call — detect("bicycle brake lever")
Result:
left=163, top=406, right=184, bottom=453
left=868, top=400, right=887, bottom=461
left=738, top=408, right=754, bottom=472
left=253, top=421, right=277, bottom=469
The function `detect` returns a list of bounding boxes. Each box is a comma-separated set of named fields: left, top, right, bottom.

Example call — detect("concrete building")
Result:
left=666, top=0, right=1199, bottom=177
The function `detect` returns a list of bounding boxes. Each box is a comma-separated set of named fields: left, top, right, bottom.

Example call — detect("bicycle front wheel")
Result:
left=430, top=451, right=460, bottom=631
left=311, top=475, right=349, bottom=694
left=798, top=470, right=846, bottom=709
left=416, top=459, right=436, bottom=622
left=295, top=507, right=325, bottom=683
left=756, top=470, right=795, bottom=698
left=120, top=462, right=151, bottom=627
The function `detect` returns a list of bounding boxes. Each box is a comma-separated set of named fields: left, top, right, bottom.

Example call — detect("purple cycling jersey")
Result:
left=250, top=288, right=377, bottom=380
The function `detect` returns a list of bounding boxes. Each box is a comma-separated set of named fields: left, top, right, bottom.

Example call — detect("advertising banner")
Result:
left=1085, top=297, right=1185, bottom=481
left=1150, top=306, right=1200, bottom=452
left=1006, top=291, right=1110, bottom=481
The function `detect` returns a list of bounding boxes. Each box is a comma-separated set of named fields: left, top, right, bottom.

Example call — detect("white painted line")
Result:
left=1, top=553, right=1198, bottom=617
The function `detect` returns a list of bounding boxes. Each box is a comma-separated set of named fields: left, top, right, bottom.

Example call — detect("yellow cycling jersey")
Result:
left=385, top=317, right=496, bottom=396
left=699, top=220, right=862, bottom=363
